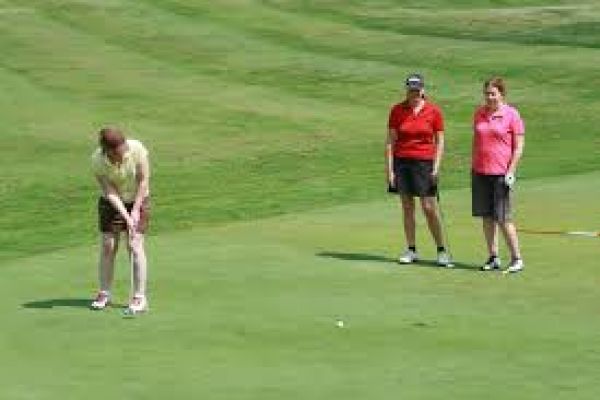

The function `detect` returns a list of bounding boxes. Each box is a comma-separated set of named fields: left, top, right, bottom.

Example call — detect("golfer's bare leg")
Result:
left=99, top=233, right=119, bottom=292
left=129, top=233, right=148, bottom=298
left=420, top=196, right=444, bottom=248
left=500, top=222, right=522, bottom=260
left=482, top=218, right=498, bottom=256
left=400, top=195, right=416, bottom=247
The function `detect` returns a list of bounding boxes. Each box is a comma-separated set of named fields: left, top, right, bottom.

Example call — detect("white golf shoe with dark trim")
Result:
left=398, top=249, right=419, bottom=264
left=91, top=291, right=111, bottom=310
left=505, top=258, right=524, bottom=274
left=127, top=296, right=148, bottom=314
left=437, top=251, right=453, bottom=267
left=481, top=256, right=501, bottom=271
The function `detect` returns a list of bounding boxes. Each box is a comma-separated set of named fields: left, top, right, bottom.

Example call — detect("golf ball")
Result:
left=336, top=320, right=345, bottom=328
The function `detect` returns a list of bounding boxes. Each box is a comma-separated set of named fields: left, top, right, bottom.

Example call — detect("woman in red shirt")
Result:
left=386, top=74, right=451, bottom=266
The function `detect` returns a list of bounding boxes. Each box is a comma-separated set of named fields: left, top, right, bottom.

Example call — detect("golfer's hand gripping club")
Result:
left=130, top=207, right=141, bottom=227
left=124, top=214, right=136, bottom=239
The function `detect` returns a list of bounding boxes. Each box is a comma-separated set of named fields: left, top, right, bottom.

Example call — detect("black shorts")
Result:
left=471, top=172, right=512, bottom=222
left=98, top=197, right=151, bottom=234
left=392, top=158, right=437, bottom=197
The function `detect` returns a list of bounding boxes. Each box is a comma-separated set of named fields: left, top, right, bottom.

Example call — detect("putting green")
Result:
left=1, top=172, right=598, bottom=399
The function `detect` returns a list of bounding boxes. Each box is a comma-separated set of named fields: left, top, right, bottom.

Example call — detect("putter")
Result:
left=123, top=231, right=136, bottom=317
left=435, top=181, right=454, bottom=267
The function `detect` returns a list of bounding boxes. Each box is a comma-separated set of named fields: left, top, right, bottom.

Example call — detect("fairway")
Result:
left=1, top=0, right=600, bottom=399
left=2, top=173, right=600, bottom=399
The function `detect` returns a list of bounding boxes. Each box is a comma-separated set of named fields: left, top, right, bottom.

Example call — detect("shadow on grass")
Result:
left=318, top=251, right=396, bottom=263
left=23, top=298, right=93, bottom=310
left=317, top=251, right=479, bottom=271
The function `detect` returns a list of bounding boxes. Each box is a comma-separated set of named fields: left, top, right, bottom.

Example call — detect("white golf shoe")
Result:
left=91, top=291, right=111, bottom=310
left=504, top=258, right=524, bottom=274
left=481, top=256, right=501, bottom=271
left=126, top=296, right=148, bottom=314
left=398, top=249, right=419, bottom=264
left=437, top=250, right=453, bottom=267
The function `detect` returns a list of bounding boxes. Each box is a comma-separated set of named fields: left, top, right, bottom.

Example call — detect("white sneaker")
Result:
left=504, top=258, right=524, bottom=274
left=398, top=249, right=419, bottom=264
left=481, top=256, right=501, bottom=271
left=91, top=291, right=111, bottom=310
left=437, top=251, right=453, bottom=267
left=126, top=296, right=148, bottom=314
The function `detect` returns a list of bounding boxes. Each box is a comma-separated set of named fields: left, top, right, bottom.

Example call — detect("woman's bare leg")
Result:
left=500, top=221, right=522, bottom=260
left=400, top=195, right=416, bottom=247
left=482, top=218, right=498, bottom=257
left=99, top=233, right=119, bottom=293
left=420, top=196, right=444, bottom=248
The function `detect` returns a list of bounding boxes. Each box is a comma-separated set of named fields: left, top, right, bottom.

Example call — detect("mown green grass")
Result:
left=1, top=173, right=599, bottom=399
left=268, top=0, right=600, bottom=47
left=2, top=0, right=600, bottom=259
left=1, top=2, right=600, bottom=397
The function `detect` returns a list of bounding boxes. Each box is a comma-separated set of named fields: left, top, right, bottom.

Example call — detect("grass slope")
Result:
left=2, top=0, right=600, bottom=259
left=1, top=172, right=599, bottom=399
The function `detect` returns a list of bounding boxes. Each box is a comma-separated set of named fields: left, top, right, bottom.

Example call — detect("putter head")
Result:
left=122, top=307, right=136, bottom=318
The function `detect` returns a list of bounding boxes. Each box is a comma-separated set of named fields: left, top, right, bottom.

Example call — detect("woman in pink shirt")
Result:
left=472, top=77, right=525, bottom=273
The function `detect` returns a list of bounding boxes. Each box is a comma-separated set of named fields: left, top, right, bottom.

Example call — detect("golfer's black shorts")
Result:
left=98, top=197, right=151, bottom=234
left=393, top=157, right=437, bottom=197
left=471, top=172, right=512, bottom=222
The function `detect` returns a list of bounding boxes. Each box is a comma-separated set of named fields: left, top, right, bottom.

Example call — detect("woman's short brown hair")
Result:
left=99, top=127, right=125, bottom=153
left=484, top=77, right=506, bottom=97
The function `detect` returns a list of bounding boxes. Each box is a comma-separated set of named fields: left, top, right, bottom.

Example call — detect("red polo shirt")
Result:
left=388, top=101, right=444, bottom=160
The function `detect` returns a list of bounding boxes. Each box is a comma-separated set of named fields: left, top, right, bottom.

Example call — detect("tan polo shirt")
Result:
left=92, top=139, right=149, bottom=202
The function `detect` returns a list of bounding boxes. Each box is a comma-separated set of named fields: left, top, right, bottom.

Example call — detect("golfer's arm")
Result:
left=385, top=129, right=395, bottom=176
left=433, top=133, right=445, bottom=174
left=471, top=134, right=477, bottom=168
left=96, top=175, right=129, bottom=219
left=507, top=135, right=525, bottom=175
left=133, top=156, right=150, bottom=212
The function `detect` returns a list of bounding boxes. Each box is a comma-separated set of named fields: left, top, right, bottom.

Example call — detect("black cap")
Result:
left=406, top=73, right=424, bottom=90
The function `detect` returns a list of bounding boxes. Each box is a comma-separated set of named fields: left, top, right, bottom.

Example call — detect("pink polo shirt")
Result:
left=472, top=104, right=525, bottom=175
